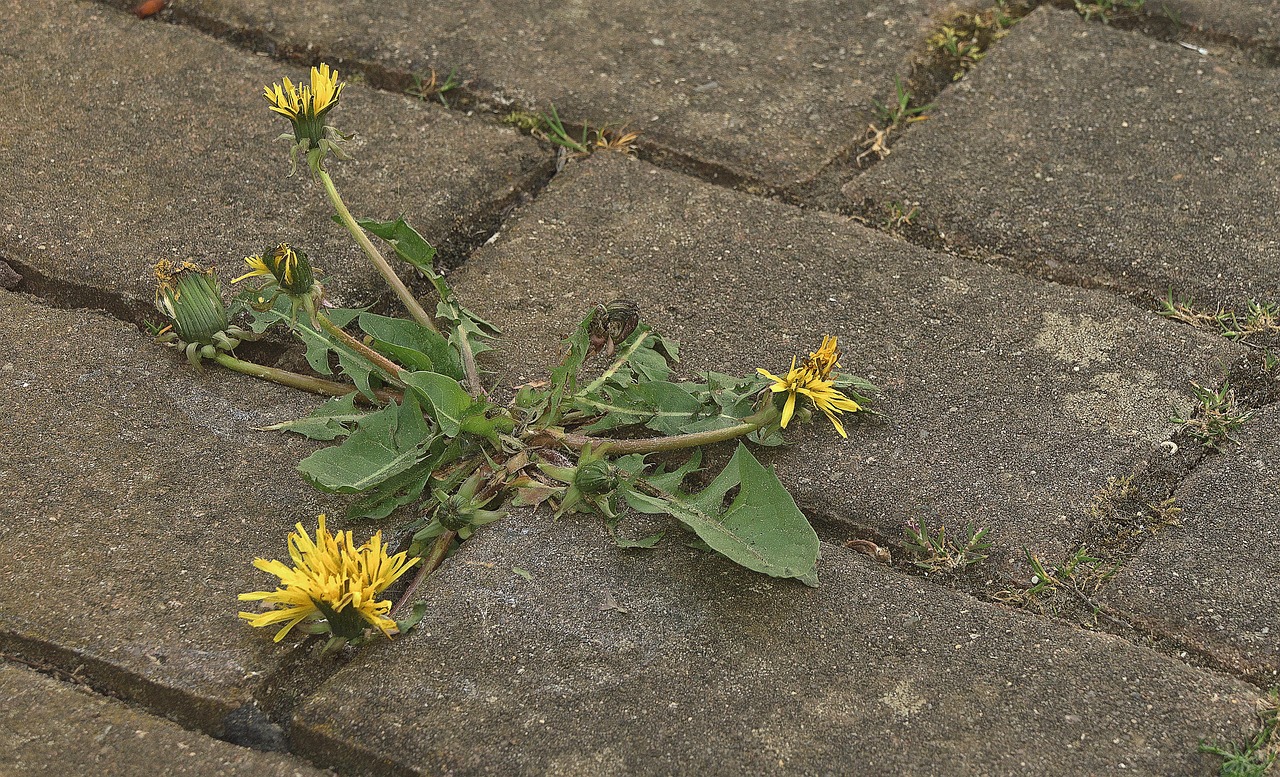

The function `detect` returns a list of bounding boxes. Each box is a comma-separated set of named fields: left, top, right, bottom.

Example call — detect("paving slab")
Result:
left=0, top=0, right=547, bottom=319
left=1098, top=405, right=1280, bottom=684
left=291, top=509, right=1263, bottom=775
left=0, top=289, right=346, bottom=738
left=445, top=153, right=1241, bottom=573
left=0, top=661, right=330, bottom=777
left=843, top=7, right=1280, bottom=304
left=162, top=0, right=949, bottom=189
left=1156, top=0, right=1280, bottom=50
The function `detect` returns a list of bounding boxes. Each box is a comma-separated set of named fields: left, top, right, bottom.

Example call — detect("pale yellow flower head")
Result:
left=757, top=335, right=862, bottom=438
left=239, top=515, right=418, bottom=643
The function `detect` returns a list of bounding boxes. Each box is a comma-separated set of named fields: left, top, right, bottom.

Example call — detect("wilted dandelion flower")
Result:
left=239, top=515, right=418, bottom=643
left=757, top=335, right=862, bottom=438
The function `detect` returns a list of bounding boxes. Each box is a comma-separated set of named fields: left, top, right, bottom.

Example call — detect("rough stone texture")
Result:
left=292, top=510, right=1263, bottom=776
left=1099, top=406, right=1280, bottom=684
left=0, top=289, right=346, bottom=737
left=1157, top=0, right=1280, bottom=49
left=0, top=662, right=331, bottom=777
left=0, top=0, right=547, bottom=320
left=843, top=8, right=1280, bottom=304
left=165, top=0, right=947, bottom=189
left=448, top=153, right=1241, bottom=573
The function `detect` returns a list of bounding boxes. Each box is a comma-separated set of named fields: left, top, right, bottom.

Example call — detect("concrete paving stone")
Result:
left=290, top=509, right=1264, bottom=775
left=843, top=7, right=1280, bottom=305
left=1156, top=0, right=1280, bottom=50
left=1098, top=405, right=1280, bottom=684
left=0, top=661, right=331, bottom=777
left=165, top=0, right=949, bottom=190
left=0, top=289, right=348, bottom=738
left=445, top=152, right=1241, bottom=573
left=0, top=0, right=547, bottom=319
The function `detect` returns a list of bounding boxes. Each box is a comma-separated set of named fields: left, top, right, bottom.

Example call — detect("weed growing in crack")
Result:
left=407, top=67, right=461, bottom=107
left=883, top=201, right=920, bottom=231
left=902, top=517, right=991, bottom=573
left=149, top=63, right=884, bottom=652
left=1199, top=689, right=1279, bottom=777
left=503, top=105, right=639, bottom=156
left=1159, top=291, right=1280, bottom=346
left=927, top=1, right=1026, bottom=81
left=858, top=78, right=931, bottom=166
left=1171, top=381, right=1253, bottom=451
left=995, top=546, right=1119, bottom=622
left=1075, top=0, right=1146, bottom=24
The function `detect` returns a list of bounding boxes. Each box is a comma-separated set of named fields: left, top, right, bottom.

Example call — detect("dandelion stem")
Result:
left=312, top=312, right=408, bottom=386
left=390, top=530, right=456, bottom=619
left=315, top=167, right=441, bottom=335
left=545, top=406, right=779, bottom=455
left=211, top=352, right=399, bottom=404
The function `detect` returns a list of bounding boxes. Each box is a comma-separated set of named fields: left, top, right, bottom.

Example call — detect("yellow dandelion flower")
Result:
left=757, top=335, right=862, bottom=438
left=232, top=243, right=316, bottom=297
left=264, top=64, right=345, bottom=146
left=239, top=515, right=418, bottom=643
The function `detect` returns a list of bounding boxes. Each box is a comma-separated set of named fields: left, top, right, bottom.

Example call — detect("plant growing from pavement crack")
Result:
left=1171, top=380, right=1252, bottom=451
left=902, top=516, right=991, bottom=572
left=1198, top=689, right=1278, bottom=777
left=149, top=63, right=878, bottom=650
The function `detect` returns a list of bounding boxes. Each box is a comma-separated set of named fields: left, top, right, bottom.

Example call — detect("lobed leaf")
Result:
left=622, top=444, right=819, bottom=583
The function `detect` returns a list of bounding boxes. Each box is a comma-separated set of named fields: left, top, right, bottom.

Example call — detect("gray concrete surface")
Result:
left=451, top=153, right=1243, bottom=575
left=844, top=8, right=1280, bottom=304
left=0, top=289, right=341, bottom=738
left=1100, top=405, right=1280, bottom=685
left=0, top=0, right=547, bottom=319
left=3, top=0, right=1277, bottom=774
left=159, top=0, right=949, bottom=189
left=290, top=509, right=1263, bottom=776
left=0, top=662, right=332, bottom=776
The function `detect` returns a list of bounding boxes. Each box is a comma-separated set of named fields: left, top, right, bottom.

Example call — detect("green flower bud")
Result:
left=154, top=260, right=230, bottom=345
left=574, top=459, right=617, bottom=495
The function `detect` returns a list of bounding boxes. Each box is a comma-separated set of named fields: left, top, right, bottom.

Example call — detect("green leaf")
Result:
left=623, top=444, right=819, bottom=582
left=613, top=531, right=665, bottom=549
left=401, top=371, right=474, bottom=437
left=242, top=296, right=379, bottom=398
left=352, top=215, right=500, bottom=361
left=546, top=312, right=594, bottom=425
left=297, top=394, right=437, bottom=493
left=358, top=312, right=464, bottom=380
left=349, top=215, right=437, bottom=273
left=258, top=393, right=369, bottom=441
left=345, top=439, right=462, bottom=520
left=395, top=602, right=428, bottom=635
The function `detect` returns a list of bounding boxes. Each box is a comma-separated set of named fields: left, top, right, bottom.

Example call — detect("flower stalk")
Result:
left=313, top=164, right=441, bottom=335
left=546, top=405, right=780, bottom=455
left=210, top=352, right=400, bottom=404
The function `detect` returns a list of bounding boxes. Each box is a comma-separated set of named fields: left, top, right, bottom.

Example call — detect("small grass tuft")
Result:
left=407, top=67, right=461, bottom=107
left=1159, top=291, right=1280, bottom=345
left=1074, top=0, right=1146, bottom=24
left=1199, top=689, right=1279, bottom=777
left=858, top=78, right=932, bottom=166
left=503, top=106, right=639, bottom=157
left=927, top=1, right=1025, bottom=81
left=1171, top=381, right=1253, bottom=451
left=883, top=201, right=920, bottom=230
left=902, top=517, right=991, bottom=572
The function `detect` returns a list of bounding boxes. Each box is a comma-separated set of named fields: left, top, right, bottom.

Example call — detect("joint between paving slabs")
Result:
left=807, top=371, right=1271, bottom=690
left=0, top=631, right=385, bottom=773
